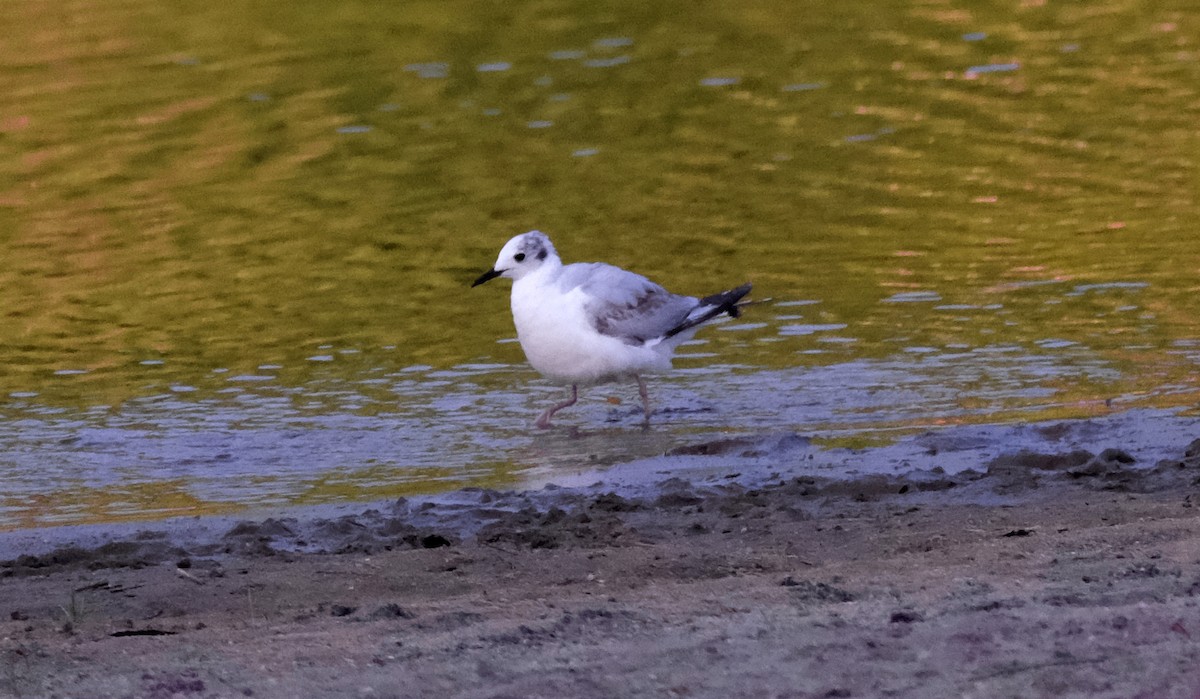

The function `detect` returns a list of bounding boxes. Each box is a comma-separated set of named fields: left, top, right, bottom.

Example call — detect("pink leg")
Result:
left=636, top=375, right=651, bottom=424
left=535, top=385, right=578, bottom=429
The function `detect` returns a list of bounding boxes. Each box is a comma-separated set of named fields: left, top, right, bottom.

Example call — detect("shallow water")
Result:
left=2, top=0, right=1199, bottom=529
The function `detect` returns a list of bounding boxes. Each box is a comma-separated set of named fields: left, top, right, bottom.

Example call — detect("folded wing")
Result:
left=560, top=263, right=697, bottom=346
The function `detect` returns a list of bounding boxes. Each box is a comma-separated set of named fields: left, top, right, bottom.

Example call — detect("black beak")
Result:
left=472, top=268, right=503, bottom=287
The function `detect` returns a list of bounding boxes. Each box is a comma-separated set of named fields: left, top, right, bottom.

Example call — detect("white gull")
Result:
left=472, top=230, right=752, bottom=428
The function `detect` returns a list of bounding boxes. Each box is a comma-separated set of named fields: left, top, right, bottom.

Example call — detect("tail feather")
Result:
left=664, top=282, right=753, bottom=339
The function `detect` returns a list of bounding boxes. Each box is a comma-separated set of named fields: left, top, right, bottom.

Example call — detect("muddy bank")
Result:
left=2, top=412, right=1200, bottom=698
left=6, top=411, right=1199, bottom=574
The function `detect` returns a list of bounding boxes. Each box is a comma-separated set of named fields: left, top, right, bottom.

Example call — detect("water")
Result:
left=2, top=0, right=1199, bottom=529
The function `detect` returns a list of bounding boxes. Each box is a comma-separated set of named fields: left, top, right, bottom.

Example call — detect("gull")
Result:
left=472, top=230, right=752, bottom=428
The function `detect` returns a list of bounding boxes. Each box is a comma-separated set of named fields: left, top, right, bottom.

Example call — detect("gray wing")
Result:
left=557, top=263, right=697, bottom=346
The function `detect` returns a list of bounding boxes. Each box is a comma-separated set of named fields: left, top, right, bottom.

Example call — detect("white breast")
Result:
left=510, top=274, right=673, bottom=384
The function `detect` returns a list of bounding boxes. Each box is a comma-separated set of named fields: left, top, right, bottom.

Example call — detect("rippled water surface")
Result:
left=2, top=0, right=1199, bottom=529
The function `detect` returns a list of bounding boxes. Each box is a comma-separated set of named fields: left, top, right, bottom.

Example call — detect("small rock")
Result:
left=420, top=534, right=452, bottom=549
left=1097, top=448, right=1135, bottom=464
left=369, top=603, right=415, bottom=620
left=890, top=610, right=924, bottom=623
left=1002, top=529, right=1034, bottom=537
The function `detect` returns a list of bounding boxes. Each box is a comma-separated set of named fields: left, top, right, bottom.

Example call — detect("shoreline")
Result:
left=3, top=410, right=1200, bottom=698
left=4, top=407, right=1197, bottom=560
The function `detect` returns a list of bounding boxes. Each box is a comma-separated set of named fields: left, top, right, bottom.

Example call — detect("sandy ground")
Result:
left=3, top=421, right=1200, bottom=698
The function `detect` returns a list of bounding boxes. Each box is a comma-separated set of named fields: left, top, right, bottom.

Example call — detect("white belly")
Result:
left=510, top=281, right=672, bottom=384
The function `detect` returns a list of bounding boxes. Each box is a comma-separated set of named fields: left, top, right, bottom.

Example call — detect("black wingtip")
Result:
left=700, top=283, right=753, bottom=318
left=664, top=282, right=754, bottom=339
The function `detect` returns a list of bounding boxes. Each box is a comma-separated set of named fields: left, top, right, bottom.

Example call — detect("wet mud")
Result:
left=2, top=412, right=1200, bottom=698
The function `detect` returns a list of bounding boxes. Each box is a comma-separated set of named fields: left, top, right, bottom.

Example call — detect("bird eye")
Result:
left=514, top=253, right=526, bottom=262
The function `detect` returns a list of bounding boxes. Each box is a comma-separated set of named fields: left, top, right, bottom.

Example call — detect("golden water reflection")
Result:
left=2, top=0, right=1199, bottom=528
